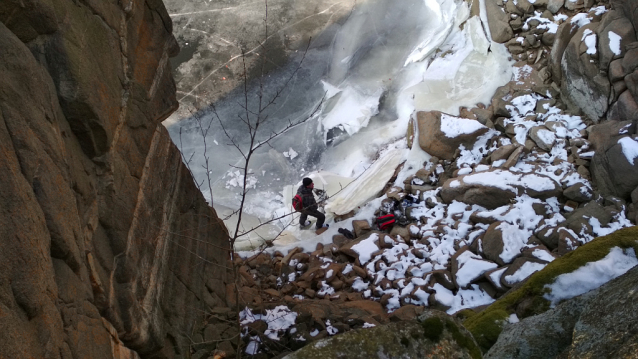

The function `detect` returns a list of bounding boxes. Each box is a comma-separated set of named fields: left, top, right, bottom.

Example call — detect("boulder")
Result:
left=550, top=18, right=580, bottom=83
left=502, top=146, right=525, bottom=168
left=500, top=257, right=548, bottom=288
left=352, top=220, right=372, bottom=238
left=623, top=46, right=638, bottom=76
left=516, top=0, right=534, bottom=14
left=626, top=69, right=638, bottom=103
left=590, top=136, right=638, bottom=199
left=556, top=228, right=580, bottom=256
left=485, top=293, right=591, bottom=358
left=521, top=245, right=556, bottom=262
left=490, top=144, right=517, bottom=163
left=441, top=169, right=562, bottom=210
left=417, top=111, right=489, bottom=160
left=588, top=119, right=635, bottom=151
left=564, top=0, right=585, bottom=10
left=562, top=201, right=615, bottom=235
left=484, top=267, right=508, bottom=293
left=428, top=270, right=456, bottom=291
left=529, top=126, right=556, bottom=151
left=560, top=23, right=610, bottom=122
left=563, top=182, right=593, bottom=203
left=608, top=88, right=638, bottom=123
left=472, top=107, right=494, bottom=125
left=547, top=0, right=565, bottom=13
left=568, top=264, right=638, bottom=357
left=482, top=221, right=533, bottom=266
left=390, top=225, right=411, bottom=241
left=598, top=11, right=635, bottom=71
left=338, top=231, right=382, bottom=263
left=451, top=247, right=499, bottom=288
left=482, top=222, right=507, bottom=266
left=485, top=0, right=514, bottom=43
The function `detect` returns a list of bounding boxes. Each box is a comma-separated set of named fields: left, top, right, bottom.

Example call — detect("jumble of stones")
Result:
left=486, top=0, right=638, bottom=199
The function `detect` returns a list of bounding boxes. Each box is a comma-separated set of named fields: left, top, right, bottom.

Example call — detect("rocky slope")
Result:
left=225, top=0, right=638, bottom=357
left=0, top=1, right=230, bottom=358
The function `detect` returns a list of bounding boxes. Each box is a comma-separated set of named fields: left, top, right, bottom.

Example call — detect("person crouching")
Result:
left=297, top=177, right=328, bottom=229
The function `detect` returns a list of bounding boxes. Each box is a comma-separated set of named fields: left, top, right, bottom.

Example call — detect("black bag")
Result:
left=338, top=228, right=355, bottom=239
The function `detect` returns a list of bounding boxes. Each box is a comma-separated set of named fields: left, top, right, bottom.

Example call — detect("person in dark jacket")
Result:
left=297, top=177, right=328, bottom=229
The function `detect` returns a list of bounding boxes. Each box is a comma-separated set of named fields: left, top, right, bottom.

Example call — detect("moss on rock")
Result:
left=445, top=319, right=482, bottom=359
left=464, top=226, right=638, bottom=353
left=421, top=316, right=444, bottom=342
left=283, top=310, right=482, bottom=358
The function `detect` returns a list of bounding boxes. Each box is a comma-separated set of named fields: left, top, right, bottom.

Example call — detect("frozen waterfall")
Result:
left=167, top=0, right=513, bottom=251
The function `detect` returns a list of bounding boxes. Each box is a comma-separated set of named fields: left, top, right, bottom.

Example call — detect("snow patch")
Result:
left=608, top=31, right=622, bottom=56
left=440, top=113, right=487, bottom=138
left=618, top=137, right=638, bottom=164
left=544, top=247, right=638, bottom=307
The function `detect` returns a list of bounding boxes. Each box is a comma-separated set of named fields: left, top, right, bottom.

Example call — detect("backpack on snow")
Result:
left=376, top=214, right=396, bottom=231
left=292, top=194, right=303, bottom=212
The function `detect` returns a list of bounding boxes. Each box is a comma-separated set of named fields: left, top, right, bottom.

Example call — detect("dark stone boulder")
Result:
left=485, top=0, right=514, bottom=43
left=561, top=23, right=610, bottom=122
left=485, top=293, right=591, bottom=359
left=607, top=90, right=638, bottom=123
left=563, top=182, right=593, bottom=203
left=550, top=19, right=580, bottom=83
left=591, top=136, right=638, bottom=199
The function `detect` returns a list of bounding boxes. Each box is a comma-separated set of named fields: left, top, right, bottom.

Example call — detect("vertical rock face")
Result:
left=546, top=0, right=638, bottom=200
left=0, top=1, right=229, bottom=358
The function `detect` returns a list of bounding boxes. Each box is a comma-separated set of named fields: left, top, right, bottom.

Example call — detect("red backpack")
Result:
left=376, top=214, right=395, bottom=231
left=292, top=194, right=303, bottom=212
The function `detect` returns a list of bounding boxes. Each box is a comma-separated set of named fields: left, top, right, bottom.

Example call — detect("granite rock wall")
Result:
left=0, top=0, right=230, bottom=358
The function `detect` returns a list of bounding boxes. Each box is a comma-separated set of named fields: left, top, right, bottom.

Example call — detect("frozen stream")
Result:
left=167, top=0, right=513, bottom=250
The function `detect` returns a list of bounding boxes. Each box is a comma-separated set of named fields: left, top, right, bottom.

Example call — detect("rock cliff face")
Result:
left=0, top=1, right=229, bottom=358
left=549, top=0, right=638, bottom=198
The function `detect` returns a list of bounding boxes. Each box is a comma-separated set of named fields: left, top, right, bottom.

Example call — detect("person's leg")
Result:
left=299, top=211, right=309, bottom=226
left=308, top=208, right=325, bottom=228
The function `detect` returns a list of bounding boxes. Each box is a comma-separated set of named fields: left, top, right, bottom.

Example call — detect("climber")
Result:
left=294, top=177, right=328, bottom=230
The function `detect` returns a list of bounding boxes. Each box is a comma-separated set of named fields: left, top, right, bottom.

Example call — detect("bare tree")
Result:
left=173, top=2, right=326, bottom=356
